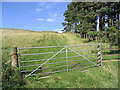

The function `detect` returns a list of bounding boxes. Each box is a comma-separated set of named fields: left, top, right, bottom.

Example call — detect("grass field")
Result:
left=1, top=28, right=119, bottom=88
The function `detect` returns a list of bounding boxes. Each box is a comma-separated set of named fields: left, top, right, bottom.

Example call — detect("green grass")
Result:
left=1, top=28, right=119, bottom=88
left=22, top=61, right=118, bottom=88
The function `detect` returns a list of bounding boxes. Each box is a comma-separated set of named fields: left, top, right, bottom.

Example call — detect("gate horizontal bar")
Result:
left=20, top=54, right=98, bottom=63
left=18, top=46, right=65, bottom=50
left=20, top=56, right=81, bottom=63
left=26, top=64, right=97, bottom=76
left=68, top=65, right=97, bottom=71
left=20, top=58, right=97, bottom=67
left=18, top=44, right=99, bottom=50
left=20, top=59, right=86, bottom=67
left=21, top=61, right=97, bottom=73
left=22, top=49, right=97, bottom=56
left=21, top=65, right=68, bottom=72
left=45, top=59, right=87, bottom=65
left=67, top=44, right=100, bottom=47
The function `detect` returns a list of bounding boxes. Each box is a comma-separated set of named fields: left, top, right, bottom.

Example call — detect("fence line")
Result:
left=102, top=54, right=120, bottom=56
left=12, top=44, right=102, bottom=78
left=9, top=46, right=119, bottom=69
left=101, top=48, right=119, bottom=61
left=101, top=48, right=120, bottom=50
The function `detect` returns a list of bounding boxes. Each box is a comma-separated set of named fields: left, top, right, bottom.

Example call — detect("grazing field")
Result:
left=1, top=28, right=119, bottom=88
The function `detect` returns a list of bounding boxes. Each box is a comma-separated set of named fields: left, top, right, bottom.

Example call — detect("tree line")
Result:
left=62, top=2, right=120, bottom=46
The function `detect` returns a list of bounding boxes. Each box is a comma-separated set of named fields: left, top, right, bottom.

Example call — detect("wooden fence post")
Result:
left=97, top=44, right=102, bottom=66
left=11, top=47, right=18, bottom=68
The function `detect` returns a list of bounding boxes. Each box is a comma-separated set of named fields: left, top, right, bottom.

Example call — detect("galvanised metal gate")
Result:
left=18, top=44, right=102, bottom=78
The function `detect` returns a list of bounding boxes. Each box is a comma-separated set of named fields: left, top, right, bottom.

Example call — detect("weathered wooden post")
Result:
left=97, top=44, right=102, bottom=66
left=10, top=47, right=22, bottom=79
left=11, top=47, right=19, bottom=68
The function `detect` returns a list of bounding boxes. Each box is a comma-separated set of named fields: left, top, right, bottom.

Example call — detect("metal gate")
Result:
left=18, top=44, right=102, bottom=78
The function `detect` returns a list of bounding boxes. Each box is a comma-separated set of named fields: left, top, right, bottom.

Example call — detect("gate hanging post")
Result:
left=97, top=44, right=102, bottom=66
left=11, top=47, right=19, bottom=69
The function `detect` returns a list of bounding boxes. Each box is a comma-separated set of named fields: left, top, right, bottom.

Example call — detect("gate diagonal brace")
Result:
left=67, top=47, right=97, bottom=66
left=25, top=47, right=66, bottom=78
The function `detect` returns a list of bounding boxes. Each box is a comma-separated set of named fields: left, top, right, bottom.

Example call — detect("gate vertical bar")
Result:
left=66, top=46, right=68, bottom=72
left=100, top=44, right=102, bottom=66
left=18, top=48, right=21, bottom=71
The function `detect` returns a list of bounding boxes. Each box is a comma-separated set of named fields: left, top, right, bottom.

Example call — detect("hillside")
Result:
left=1, top=28, right=118, bottom=88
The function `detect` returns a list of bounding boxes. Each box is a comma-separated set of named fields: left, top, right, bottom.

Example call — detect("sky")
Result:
left=2, top=2, right=71, bottom=31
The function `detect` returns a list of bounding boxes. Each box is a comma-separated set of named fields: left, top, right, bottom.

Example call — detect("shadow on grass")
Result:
left=102, top=50, right=120, bottom=55
left=83, top=39, right=93, bottom=43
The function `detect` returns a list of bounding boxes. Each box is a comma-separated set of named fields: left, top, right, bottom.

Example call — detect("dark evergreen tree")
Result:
left=62, top=2, right=120, bottom=46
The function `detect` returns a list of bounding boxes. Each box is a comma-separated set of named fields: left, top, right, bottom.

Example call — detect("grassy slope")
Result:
left=1, top=28, right=118, bottom=88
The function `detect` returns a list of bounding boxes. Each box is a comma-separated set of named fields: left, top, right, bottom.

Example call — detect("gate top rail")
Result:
left=18, top=44, right=100, bottom=50
left=21, top=49, right=98, bottom=56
